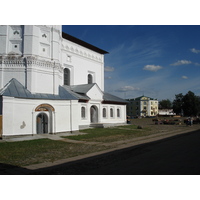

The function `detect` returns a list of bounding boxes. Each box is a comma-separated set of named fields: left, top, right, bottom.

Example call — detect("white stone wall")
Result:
left=79, top=101, right=127, bottom=126
left=86, top=84, right=103, bottom=100
left=0, top=25, right=62, bottom=94
left=23, top=25, right=62, bottom=62
left=0, top=25, right=8, bottom=55
left=61, top=39, right=104, bottom=90
left=100, top=104, right=126, bottom=124
left=2, top=96, right=79, bottom=136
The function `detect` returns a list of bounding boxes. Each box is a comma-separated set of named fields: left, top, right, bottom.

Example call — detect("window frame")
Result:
left=117, top=108, right=120, bottom=118
left=103, top=108, right=107, bottom=118
left=110, top=108, right=114, bottom=118
left=64, top=68, right=70, bottom=86
left=81, top=106, right=86, bottom=119
left=88, top=74, right=93, bottom=84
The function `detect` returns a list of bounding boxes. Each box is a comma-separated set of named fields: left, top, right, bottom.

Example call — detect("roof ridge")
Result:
left=62, top=32, right=108, bottom=54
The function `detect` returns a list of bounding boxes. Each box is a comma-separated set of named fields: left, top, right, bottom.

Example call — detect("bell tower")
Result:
left=0, top=25, right=63, bottom=95
left=23, top=25, right=62, bottom=62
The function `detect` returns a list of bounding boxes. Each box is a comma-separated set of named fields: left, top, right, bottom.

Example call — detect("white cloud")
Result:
left=104, top=66, right=115, bottom=72
left=171, top=60, right=192, bottom=66
left=182, top=76, right=188, bottom=79
left=194, top=62, right=200, bottom=66
left=115, top=85, right=140, bottom=92
left=143, top=65, right=163, bottom=72
left=105, top=76, right=112, bottom=79
left=190, top=48, right=200, bottom=54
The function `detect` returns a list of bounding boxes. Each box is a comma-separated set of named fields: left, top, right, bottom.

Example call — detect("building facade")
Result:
left=0, top=25, right=127, bottom=138
left=158, top=109, right=176, bottom=116
left=127, top=96, right=158, bottom=117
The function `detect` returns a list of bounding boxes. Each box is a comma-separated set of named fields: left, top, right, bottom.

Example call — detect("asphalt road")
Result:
left=29, top=129, right=200, bottom=175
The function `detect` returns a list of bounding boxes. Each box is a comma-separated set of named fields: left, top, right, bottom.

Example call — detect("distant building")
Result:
left=127, top=95, right=158, bottom=117
left=158, top=109, right=176, bottom=116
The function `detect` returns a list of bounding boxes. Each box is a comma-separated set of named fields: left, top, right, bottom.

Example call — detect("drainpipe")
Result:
left=53, top=61, right=55, bottom=95
left=70, top=100, right=73, bottom=134
left=1, top=56, right=4, bottom=88
left=24, top=57, right=27, bottom=89
left=51, top=26, right=53, bottom=61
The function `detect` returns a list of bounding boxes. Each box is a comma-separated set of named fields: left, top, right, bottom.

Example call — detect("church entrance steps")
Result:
left=89, top=123, right=127, bottom=129
left=90, top=124, right=104, bottom=128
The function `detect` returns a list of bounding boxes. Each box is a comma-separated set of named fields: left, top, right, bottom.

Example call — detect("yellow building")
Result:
left=127, top=95, right=158, bottom=117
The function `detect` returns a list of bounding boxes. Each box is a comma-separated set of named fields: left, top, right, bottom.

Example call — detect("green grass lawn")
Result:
left=0, top=124, right=154, bottom=167
left=62, top=125, right=152, bottom=142
left=0, top=139, right=110, bottom=167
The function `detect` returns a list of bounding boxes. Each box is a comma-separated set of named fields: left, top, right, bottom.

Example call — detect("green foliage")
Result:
left=173, top=91, right=200, bottom=116
left=159, top=99, right=172, bottom=109
left=173, top=93, right=184, bottom=115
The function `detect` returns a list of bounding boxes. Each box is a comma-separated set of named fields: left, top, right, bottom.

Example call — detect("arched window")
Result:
left=103, top=108, right=106, bottom=118
left=117, top=108, right=120, bottom=118
left=88, top=74, right=93, bottom=84
left=81, top=107, right=86, bottom=119
left=110, top=108, right=114, bottom=118
left=64, top=68, right=70, bottom=85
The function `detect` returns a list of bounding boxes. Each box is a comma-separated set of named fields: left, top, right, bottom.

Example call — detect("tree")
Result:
left=173, top=91, right=200, bottom=116
left=172, top=93, right=184, bottom=115
left=182, top=91, right=200, bottom=116
left=159, top=99, right=172, bottom=109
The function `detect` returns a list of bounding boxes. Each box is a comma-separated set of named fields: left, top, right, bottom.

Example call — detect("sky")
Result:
left=62, top=25, right=200, bottom=101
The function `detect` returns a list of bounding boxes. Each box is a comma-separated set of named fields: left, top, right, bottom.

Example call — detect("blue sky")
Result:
left=63, top=25, right=200, bottom=101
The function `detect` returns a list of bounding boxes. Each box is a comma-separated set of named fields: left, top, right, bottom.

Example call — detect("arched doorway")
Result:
left=37, top=113, right=48, bottom=134
left=90, top=105, right=98, bottom=123
left=35, top=104, right=55, bottom=134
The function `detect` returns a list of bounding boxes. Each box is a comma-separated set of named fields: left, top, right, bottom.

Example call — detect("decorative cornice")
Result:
left=61, top=41, right=103, bottom=63
left=0, top=56, right=63, bottom=72
left=36, top=25, right=61, bottom=34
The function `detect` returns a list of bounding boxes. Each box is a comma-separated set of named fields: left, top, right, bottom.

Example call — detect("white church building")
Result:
left=0, top=25, right=127, bottom=138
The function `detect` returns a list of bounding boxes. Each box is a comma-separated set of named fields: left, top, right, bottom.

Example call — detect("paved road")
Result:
left=30, top=129, right=200, bottom=175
